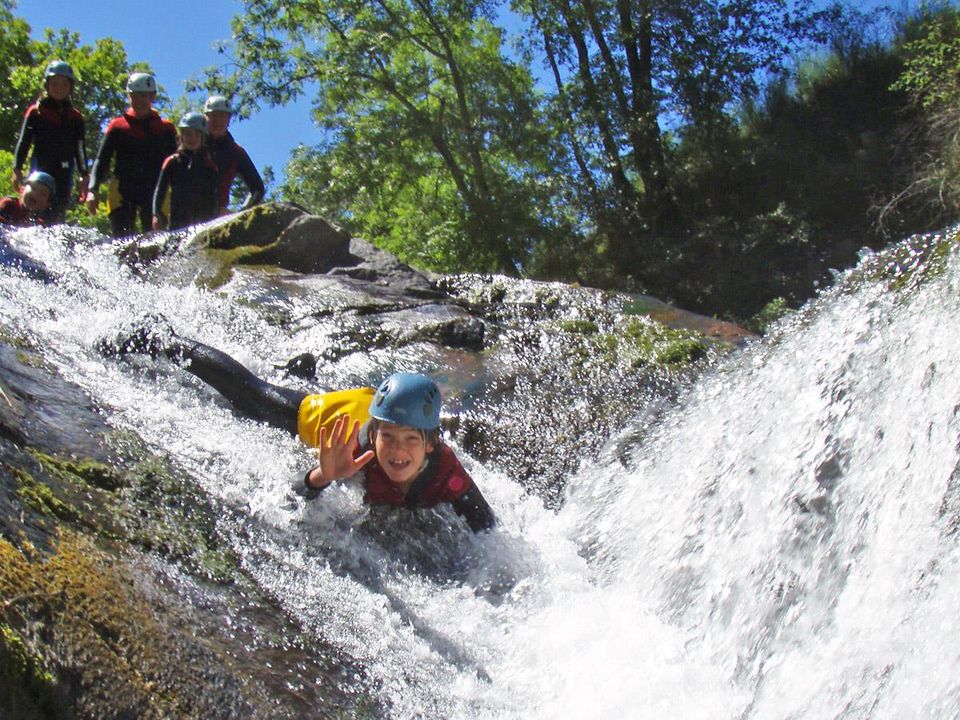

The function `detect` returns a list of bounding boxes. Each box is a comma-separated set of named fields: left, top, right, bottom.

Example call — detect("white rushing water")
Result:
left=1, top=224, right=958, bottom=719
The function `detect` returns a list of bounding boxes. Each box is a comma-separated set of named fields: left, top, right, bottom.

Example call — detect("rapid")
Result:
left=1, top=221, right=958, bottom=719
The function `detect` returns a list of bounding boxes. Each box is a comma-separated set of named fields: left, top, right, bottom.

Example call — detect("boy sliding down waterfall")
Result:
left=98, top=314, right=496, bottom=532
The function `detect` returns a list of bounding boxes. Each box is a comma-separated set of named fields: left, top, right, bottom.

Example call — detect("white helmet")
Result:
left=203, top=95, right=232, bottom=114
left=126, top=72, right=157, bottom=94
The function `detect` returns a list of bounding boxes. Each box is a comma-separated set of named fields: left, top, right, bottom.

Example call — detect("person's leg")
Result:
left=136, top=202, right=153, bottom=233
left=109, top=204, right=135, bottom=237
left=99, top=314, right=308, bottom=436
left=173, top=340, right=307, bottom=436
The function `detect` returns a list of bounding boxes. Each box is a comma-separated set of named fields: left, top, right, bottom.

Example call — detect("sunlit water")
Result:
left=1, top=223, right=958, bottom=719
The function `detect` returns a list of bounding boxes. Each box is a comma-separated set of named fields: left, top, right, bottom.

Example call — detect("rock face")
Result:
left=0, top=203, right=753, bottom=718
left=0, top=335, right=371, bottom=719
left=184, top=203, right=441, bottom=297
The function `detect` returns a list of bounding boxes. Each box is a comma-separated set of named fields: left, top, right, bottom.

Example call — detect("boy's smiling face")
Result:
left=21, top=181, right=51, bottom=213
left=374, top=421, right=434, bottom=487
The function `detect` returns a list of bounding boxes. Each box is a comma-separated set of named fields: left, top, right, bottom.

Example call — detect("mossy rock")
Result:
left=597, top=317, right=708, bottom=370
left=0, top=533, right=257, bottom=719
left=192, top=202, right=307, bottom=251
left=0, top=623, right=64, bottom=720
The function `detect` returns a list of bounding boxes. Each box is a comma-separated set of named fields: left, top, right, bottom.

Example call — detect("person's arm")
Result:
left=86, top=129, right=114, bottom=214
left=235, top=148, right=265, bottom=210
left=152, top=157, right=173, bottom=229
left=73, top=114, right=89, bottom=201
left=12, top=108, right=36, bottom=188
left=452, top=484, right=497, bottom=532
left=304, top=414, right=375, bottom=490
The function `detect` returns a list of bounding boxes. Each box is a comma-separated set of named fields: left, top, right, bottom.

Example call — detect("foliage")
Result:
left=886, top=3, right=960, bottom=228
left=0, top=0, right=32, bottom=148
left=510, top=0, right=832, bottom=266
left=211, top=0, right=568, bottom=274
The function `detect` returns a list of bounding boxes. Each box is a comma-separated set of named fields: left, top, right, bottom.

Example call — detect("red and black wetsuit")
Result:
left=208, top=131, right=265, bottom=211
left=364, top=445, right=496, bottom=532
left=302, top=443, right=497, bottom=532
left=88, top=109, right=177, bottom=236
left=13, top=97, right=87, bottom=222
left=0, top=197, right=44, bottom=227
left=153, top=148, right=220, bottom=230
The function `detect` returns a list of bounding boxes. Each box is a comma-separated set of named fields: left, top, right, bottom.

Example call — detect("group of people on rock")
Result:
left=2, top=60, right=265, bottom=233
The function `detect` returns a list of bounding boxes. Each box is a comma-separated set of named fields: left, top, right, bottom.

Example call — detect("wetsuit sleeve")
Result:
left=296, top=466, right=328, bottom=500
left=74, top=115, right=87, bottom=172
left=153, top=158, right=173, bottom=222
left=88, top=129, right=115, bottom=190
left=12, top=108, right=37, bottom=173
left=236, top=148, right=265, bottom=210
left=163, top=124, right=178, bottom=159
left=451, top=484, right=497, bottom=532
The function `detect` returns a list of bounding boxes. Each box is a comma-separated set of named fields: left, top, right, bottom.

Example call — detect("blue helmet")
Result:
left=26, top=171, right=56, bottom=197
left=370, top=373, right=441, bottom=430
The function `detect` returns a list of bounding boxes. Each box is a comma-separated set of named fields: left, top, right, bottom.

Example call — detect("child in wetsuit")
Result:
left=98, top=315, right=496, bottom=532
left=303, top=373, right=496, bottom=532
left=0, top=171, right=55, bottom=226
left=152, top=112, right=220, bottom=230
left=12, top=60, right=88, bottom=223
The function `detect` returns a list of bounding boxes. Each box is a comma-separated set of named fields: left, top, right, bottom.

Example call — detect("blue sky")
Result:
left=18, top=0, right=911, bottom=192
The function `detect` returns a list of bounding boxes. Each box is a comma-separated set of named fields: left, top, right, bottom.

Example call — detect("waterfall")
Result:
left=1, top=222, right=958, bottom=719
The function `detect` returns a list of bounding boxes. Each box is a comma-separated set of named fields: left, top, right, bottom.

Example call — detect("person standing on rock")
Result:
left=86, top=73, right=178, bottom=236
left=12, top=60, right=88, bottom=224
left=152, top=112, right=220, bottom=230
left=203, top=95, right=265, bottom=215
left=97, top=314, right=497, bottom=533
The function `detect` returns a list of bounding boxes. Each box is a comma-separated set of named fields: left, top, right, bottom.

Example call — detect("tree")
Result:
left=512, top=0, right=829, bottom=275
left=887, top=3, right=960, bottom=228
left=209, top=0, right=565, bottom=273
left=0, top=0, right=32, bottom=148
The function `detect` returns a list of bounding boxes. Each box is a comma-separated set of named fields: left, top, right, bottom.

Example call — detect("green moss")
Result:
left=28, top=450, right=125, bottom=492
left=15, top=468, right=80, bottom=523
left=600, top=317, right=707, bottom=369
left=0, top=623, right=61, bottom=718
left=195, top=247, right=287, bottom=289
left=557, top=319, right=599, bottom=335
left=746, top=296, right=791, bottom=335
left=195, top=203, right=290, bottom=250
left=0, top=325, right=34, bottom=350
left=862, top=232, right=958, bottom=293
left=0, top=534, right=189, bottom=717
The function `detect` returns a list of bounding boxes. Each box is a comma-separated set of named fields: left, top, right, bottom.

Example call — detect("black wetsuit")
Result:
left=13, top=97, right=87, bottom=222
left=208, top=131, right=265, bottom=211
left=88, top=109, right=177, bottom=236
left=153, top=148, right=220, bottom=230
left=158, top=337, right=307, bottom=436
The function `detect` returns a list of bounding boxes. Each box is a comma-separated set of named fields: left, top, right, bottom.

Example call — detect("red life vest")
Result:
left=363, top=444, right=473, bottom=508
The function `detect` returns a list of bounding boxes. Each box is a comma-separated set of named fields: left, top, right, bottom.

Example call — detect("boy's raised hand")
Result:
left=312, top=414, right=375, bottom=487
